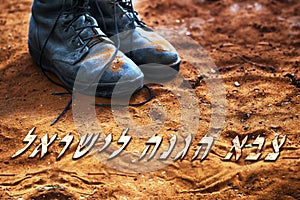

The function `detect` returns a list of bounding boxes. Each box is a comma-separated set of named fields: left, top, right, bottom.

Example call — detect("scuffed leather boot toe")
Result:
left=90, top=0, right=180, bottom=80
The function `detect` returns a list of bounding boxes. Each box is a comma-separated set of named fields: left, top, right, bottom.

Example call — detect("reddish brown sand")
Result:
left=0, top=0, right=300, bottom=199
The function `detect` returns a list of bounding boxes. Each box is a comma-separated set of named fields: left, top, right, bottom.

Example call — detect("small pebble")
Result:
left=210, top=68, right=217, bottom=74
left=234, top=81, right=240, bottom=87
left=207, top=18, right=215, bottom=23
left=277, top=16, right=285, bottom=21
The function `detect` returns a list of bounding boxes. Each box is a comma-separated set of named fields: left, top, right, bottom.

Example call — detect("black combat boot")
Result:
left=28, top=0, right=144, bottom=97
left=89, top=0, right=180, bottom=80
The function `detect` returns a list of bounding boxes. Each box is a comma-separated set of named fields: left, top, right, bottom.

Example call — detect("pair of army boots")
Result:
left=28, top=0, right=180, bottom=97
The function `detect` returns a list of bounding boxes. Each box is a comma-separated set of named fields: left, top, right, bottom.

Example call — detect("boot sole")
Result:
left=138, top=58, right=181, bottom=81
left=28, top=40, right=144, bottom=98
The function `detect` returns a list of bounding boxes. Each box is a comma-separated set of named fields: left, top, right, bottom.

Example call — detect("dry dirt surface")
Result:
left=0, top=0, right=300, bottom=199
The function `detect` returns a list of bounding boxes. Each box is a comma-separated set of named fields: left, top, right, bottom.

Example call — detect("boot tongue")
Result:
left=74, top=15, right=98, bottom=40
left=104, top=0, right=137, bottom=29
left=77, top=15, right=94, bottom=38
left=74, top=14, right=111, bottom=45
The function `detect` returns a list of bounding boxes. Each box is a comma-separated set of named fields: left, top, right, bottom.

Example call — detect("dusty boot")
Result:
left=28, top=0, right=144, bottom=97
left=89, top=0, right=180, bottom=80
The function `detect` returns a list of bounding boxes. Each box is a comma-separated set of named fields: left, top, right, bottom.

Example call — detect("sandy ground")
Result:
left=0, top=0, right=300, bottom=199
